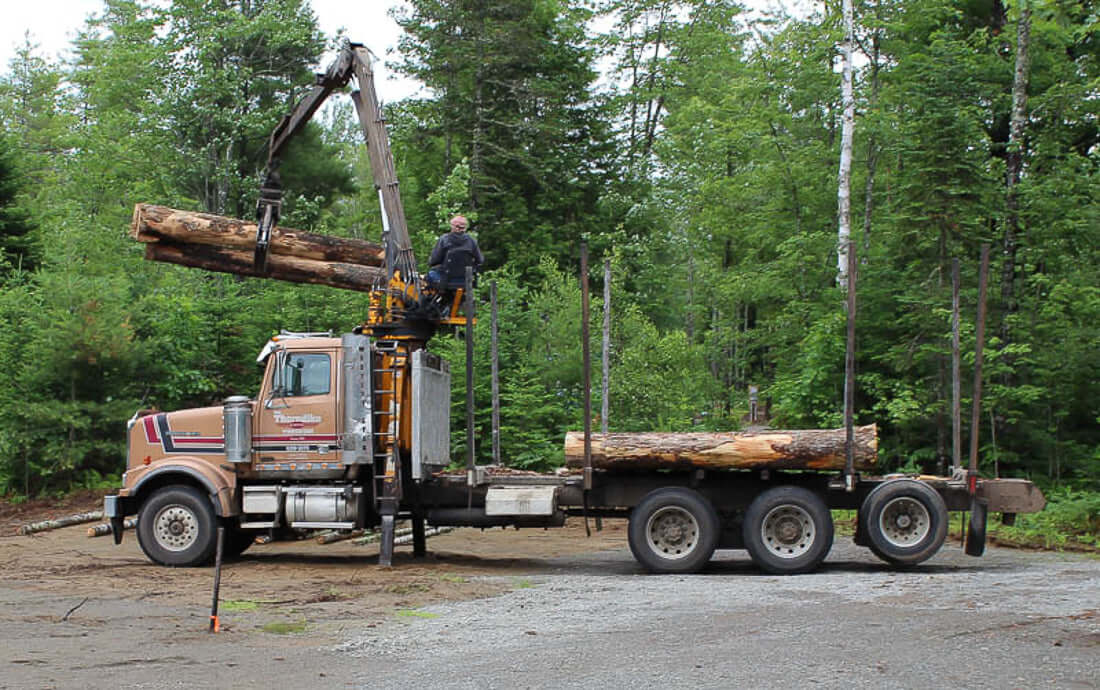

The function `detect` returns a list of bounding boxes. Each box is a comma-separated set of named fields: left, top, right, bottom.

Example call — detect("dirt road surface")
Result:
left=0, top=510, right=1096, bottom=689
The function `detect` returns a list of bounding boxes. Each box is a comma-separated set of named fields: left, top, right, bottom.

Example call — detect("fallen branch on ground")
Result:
left=20, top=511, right=105, bottom=535
left=87, top=517, right=138, bottom=537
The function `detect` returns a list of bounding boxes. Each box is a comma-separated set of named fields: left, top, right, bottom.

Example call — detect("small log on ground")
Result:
left=20, top=511, right=105, bottom=535
left=132, top=204, right=384, bottom=266
left=394, top=526, right=452, bottom=546
left=87, top=517, right=138, bottom=537
left=145, top=241, right=386, bottom=292
left=563, top=424, right=878, bottom=472
left=317, top=529, right=367, bottom=545
left=352, top=527, right=409, bottom=545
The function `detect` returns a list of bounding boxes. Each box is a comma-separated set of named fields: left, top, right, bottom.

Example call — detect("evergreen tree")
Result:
left=395, top=0, right=617, bottom=274
left=0, top=137, right=36, bottom=276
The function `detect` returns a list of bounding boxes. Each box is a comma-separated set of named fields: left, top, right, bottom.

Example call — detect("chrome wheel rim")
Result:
left=153, top=504, right=200, bottom=552
left=645, top=506, right=700, bottom=560
left=879, top=496, right=931, bottom=548
left=761, top=505, right=815, bottom=559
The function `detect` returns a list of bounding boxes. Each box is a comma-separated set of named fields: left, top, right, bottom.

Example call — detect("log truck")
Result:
left=104, top=42, right=1046, bottom=574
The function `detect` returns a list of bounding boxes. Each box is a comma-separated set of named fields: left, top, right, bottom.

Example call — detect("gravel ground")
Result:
left=1, top=522, right=1096, bottom=689
left=339, top=542, right=1100, bottom=690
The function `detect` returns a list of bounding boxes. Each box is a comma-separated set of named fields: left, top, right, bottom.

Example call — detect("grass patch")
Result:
left=832, top=510, right=857, bottom=537
left=262, top=621, right=308, bottom=634
left=513, top=578, right=535, bottom=589
left=438, top=573, right=467, bottom=584
left=395, top=609, right=438, bottom=619
left=385, top=582, right=432, bottom=595
left=220, top=600, right=260, bottom=612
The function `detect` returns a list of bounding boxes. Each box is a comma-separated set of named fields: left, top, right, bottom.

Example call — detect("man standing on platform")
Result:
left=426, top=215, right=483, bottom=288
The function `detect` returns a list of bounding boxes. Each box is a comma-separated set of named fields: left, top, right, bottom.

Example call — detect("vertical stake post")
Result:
left=490, top=281, right=501, bottom=466
left=968, top=244, right=990, bottom=495
left=951, top=258, right=962, bottom=476
left=465, top=266, right=476, bottom=508
left=209, top=525, right=225, bottom=633
left=844, top=240, right=858, bottom=491
left=580, top=244, right=592, bottom=537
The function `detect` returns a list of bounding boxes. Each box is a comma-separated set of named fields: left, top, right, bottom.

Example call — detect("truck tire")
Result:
left=628, top=487, right=719, bottom=574
left=743, top=486, right=834, bottom=574
left=136, top=486, right=217, bottom=567
left=859, top=479, right=948, bottom=567
left=964, top=497, right=988, bottom=557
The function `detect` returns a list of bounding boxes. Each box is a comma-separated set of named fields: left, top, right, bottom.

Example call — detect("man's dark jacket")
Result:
left=429, top=232, right=484, bottom=271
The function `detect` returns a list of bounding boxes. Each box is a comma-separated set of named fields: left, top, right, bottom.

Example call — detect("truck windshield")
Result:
left=281, top=353, right=330, bottom=397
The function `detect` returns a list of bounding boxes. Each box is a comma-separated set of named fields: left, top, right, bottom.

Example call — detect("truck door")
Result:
left=254, top=349, right=340, bottom=469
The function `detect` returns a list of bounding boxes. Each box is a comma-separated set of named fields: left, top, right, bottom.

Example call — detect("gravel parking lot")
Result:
left=340, top=540, right=1099, bottom=690
left=0, top=517, right=1096, bottom=689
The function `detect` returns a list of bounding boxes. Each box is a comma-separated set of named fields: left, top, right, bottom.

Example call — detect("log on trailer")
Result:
left=564, top=424, right=878, bottom=471
left=132, top=204, right=385, bottom=266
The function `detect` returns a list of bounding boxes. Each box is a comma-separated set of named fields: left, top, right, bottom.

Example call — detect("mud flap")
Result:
left=965, top=497, right=988, bottom=557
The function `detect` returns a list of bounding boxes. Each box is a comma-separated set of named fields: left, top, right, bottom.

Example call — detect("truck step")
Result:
left=289, top=521, right=355, bottom=530
left=238, top=521, right=277, bottom=529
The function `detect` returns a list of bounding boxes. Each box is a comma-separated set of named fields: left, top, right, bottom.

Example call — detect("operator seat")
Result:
left=439, top=246, right=479, bottom=290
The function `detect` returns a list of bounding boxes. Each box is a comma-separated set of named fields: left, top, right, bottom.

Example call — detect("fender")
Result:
left=125, top=458, right=239, bottom=517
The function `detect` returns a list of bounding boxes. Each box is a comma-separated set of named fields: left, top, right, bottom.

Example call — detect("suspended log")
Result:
left=20, top=511, right=105, bottom=535
left=132, top=204, right=385, bottom=266
left=145, top=241, right=386, bottom=292
left=563, top=424, right=878, bottom=472
left=87, top=517, right=138, bottom=537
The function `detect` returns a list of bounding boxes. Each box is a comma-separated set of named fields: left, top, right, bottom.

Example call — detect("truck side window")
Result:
left=282, top=353, right=330, bottom=397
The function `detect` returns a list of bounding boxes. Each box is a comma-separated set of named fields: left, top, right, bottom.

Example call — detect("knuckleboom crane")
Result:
left=256, top=41, right=474, bottom=564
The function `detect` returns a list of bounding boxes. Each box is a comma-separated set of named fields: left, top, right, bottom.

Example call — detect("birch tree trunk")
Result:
left=836, top=0, right=856, bottom=290
left=1002, top=2, right=1032, bottom=351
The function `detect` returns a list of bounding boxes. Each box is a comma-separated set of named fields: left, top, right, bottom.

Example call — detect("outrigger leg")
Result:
left=412, top=516, right=427, bottom=558
left=378, top=511, right=396, bottom=567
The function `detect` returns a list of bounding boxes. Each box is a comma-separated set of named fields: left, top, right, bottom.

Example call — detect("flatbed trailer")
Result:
left=410, top=466, right=1044, bottom=575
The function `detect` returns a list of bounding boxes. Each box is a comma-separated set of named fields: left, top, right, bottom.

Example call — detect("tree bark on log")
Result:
left=132, top=204, right=384, bottom=266
left=316, top=529, right=367, bottom=545
left=145, top=241, right=386, bottom=292
left=20, top=511, right=105, bottom=535
left=564, top=425, right=878, bottom=471
left=87, top=517, right=138, bottom=537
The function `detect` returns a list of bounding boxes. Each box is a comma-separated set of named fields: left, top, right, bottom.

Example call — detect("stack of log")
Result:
left=131, top=204, right=388, bottom=291
left=564, top=424, right=878, bottom=472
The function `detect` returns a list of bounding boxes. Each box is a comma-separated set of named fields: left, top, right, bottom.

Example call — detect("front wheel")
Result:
left=743, top=486, right=834, bottom=575
left=859, top=479, right=948, bottom=567
left=136, top=486, right=217, bottom=567
left=628, top=487, right=719, bottom=574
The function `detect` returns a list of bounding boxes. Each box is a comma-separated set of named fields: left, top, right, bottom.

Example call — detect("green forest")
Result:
left=0, top=0, right=1096, bottom=530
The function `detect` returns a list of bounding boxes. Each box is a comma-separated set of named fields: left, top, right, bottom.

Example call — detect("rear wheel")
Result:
left=136, top=486, right=217, bottom=567
left=628, top=488, right=719, bottom=574
left=860, top=479, right=948, bottom=567
left=743, top=486, right=833, bottom=575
